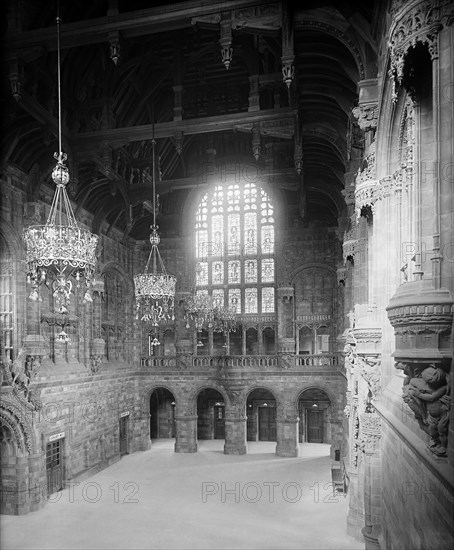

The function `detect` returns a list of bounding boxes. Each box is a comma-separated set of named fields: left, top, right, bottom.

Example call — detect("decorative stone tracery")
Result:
left=388, top=0, right=454, bottom=101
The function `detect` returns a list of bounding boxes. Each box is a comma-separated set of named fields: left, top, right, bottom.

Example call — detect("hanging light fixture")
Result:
left=214, top=302, right=237, bottom=335
left=23, top=12, right=98, bottom=316
left=183, top=264, right=217, bottom=332
left=133, top=124, right=176, bottom=340
left=184, top=266, right=237, bottom=338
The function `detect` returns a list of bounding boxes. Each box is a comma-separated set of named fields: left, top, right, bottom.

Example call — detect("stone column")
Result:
left=131, top=413, right=152, bottom=452
left=360, top=412, right=381, bottom=550
left=174, top=415, right=197, bottom=453
left=224, top=412, right=247, bottom=455
left=276, top=417, right=299, bottom=457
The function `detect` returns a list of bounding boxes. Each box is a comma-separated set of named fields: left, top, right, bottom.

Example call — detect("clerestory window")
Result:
left=195, top=181, right=275, bottom=314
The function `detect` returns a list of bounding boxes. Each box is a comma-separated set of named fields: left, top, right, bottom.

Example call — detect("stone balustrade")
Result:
left=140, top=353, right=340, bottom=371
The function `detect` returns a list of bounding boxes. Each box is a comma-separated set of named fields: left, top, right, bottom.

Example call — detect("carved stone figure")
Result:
left=403, top=364, right=450, bottom=457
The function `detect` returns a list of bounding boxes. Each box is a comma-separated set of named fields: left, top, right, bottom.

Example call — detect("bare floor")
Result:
left=1, top=440, right=363, bottom=550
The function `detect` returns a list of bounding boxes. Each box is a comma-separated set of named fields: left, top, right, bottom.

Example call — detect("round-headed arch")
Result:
left=294, top=385, right=337, bottom=416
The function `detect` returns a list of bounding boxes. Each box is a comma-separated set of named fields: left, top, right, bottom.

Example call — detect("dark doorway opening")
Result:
left=150, top=388, right=176, bottom=439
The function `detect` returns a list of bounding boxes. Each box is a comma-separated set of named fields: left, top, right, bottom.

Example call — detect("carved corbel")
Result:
left=172, top=131, right=184, bottom=155
left=352, top=103, right=378, bottom=132
left=252, top=122, right=261, bottom=160
left=219, top=14, right=233, bottom=70
left=281, top=0, right=294, bottom=88
left=8, top=54, right=23, bottom=102
left=108, top=31, right=121, bottom=65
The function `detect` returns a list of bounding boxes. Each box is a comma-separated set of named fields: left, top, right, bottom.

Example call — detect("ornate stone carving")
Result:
left=341, top=184, right=355, bottom=207
left=0, top=396, right=36, bottom=454
left=277, top=286, right=294, bottom=302
left=388, top=0, right=454, bottom=101
left=177, top=354, right=192, bottom=370
left=342, top=235, right=367, bottom=264
left=279, top=353, right=294, bottom=370
left=355, top=147, right=377, bottom=219
left=352, top=103, right=378, bottom=131
left=397, top=362, right=450, bottom=457
left=1, top=350, right=42, bottom=411
left=357, top=355, right=381, bottom=403
left=358, top=412, right=381, bottom=453
left=387, top=280, right=453, bottom=363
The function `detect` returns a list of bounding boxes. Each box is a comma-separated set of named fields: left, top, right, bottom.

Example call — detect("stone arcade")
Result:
left=0, top=1, right=453, bottom=549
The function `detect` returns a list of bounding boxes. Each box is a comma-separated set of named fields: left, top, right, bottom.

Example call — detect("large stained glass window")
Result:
left=195, top=181, right=275, bottom=314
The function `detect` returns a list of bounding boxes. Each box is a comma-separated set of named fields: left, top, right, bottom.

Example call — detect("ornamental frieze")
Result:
left=356, top=149, right=376, bottom=187
left=358, top=412, right=381, bottom=453
left=354, top=172, right=407, bottom=221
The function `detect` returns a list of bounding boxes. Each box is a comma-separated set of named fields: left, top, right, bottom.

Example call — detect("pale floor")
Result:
left=1, top=440, right=364, bottom=550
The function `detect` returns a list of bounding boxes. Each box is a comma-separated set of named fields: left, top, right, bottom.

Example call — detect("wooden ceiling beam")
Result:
left=6, top=0, right=279, bottom=53
left=73, top=107, right=294, bottom=151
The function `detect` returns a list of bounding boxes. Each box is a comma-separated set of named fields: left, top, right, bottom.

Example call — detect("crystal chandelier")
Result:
left=184, top=291, right=217, bottom=332
left=133, top=132, right=176, bottom=340
left=23, top=14, right=98, bottom=317
left=184, top=265, right=237, bottom=336
left=183, top=263, right=217, bottom=333
left=214, top=302, right=237, bottom=334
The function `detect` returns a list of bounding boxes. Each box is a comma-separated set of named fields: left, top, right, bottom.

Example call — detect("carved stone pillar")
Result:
left=224, top=411, right=247, bottom=455
left=174, top=415, right=198, bottom=453
left=276, top=416, right=299, bottom=457
left=277, top=286, right=295, bottom=353
left=359, top=412, right=382, bottom=550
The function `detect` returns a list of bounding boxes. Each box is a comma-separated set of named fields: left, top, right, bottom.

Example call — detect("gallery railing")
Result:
left=140, top=353, right=341, bottom=372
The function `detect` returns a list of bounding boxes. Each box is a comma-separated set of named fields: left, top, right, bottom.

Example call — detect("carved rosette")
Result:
left=388, top=0, right=454, bottom=101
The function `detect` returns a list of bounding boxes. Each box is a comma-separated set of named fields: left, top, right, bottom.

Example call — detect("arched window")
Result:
left=195, top=181, right=275, bottom=314
left=0, top=235, right=13, bottom=361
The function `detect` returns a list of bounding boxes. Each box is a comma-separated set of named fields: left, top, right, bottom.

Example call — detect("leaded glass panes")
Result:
left=196, top=230, right=208, bottom=258
left=244, top=212, right=257, bottom=255
left=261, top=259, right=274, bottom=283
left=227, top=184, right=240, bottom=212
left=228, top=261, right=241, bottom=284
left=245, top=288, right=258, bottom=313
left=262, top=287, right=275, bottom=313
left=228, top=213, right=240, bottom=255
left=195, top=179, right=275, bottom=315
left=212, top=288, right=224, bottom=307
left=229, top=289, right=241, bottom=313
left=260, top=189, right=274, bottom=222
left=196, top=195, right=208, bottom=230
left=245, top=259, right=257, bottom=283
left=212, top=215, right=224, bottom=257
left=261, top=225, right=274, bottom=254
left=212, top=261, right=224, bottom=284
left=244, top=183, right=257, bottom=211
left=196, top=262, right=208, bottom=286
left=212, top=185, right=224, bottom=213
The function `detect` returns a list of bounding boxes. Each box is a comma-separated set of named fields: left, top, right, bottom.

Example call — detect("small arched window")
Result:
left=195, top=180, right=275, bottom=314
